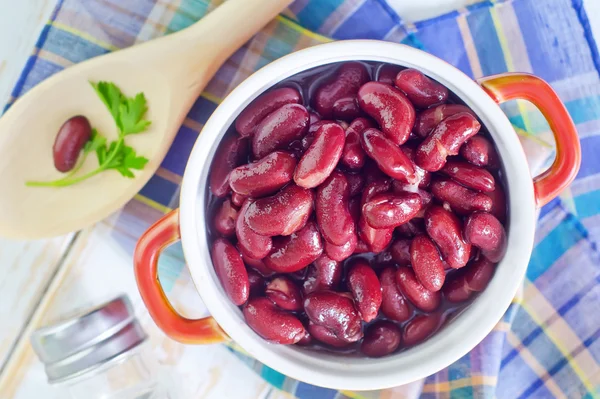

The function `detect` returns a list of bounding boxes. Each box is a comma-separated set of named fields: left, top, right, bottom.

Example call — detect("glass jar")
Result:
left=31, top=295, right=173, bottom=399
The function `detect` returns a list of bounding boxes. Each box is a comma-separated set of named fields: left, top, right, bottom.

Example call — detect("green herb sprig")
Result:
left=26, top=82, right=151, bottom=187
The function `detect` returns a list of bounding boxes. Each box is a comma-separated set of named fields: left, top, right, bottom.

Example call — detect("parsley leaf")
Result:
left=83, top=129, right=107, bottom=154
left=120, top=93, right=151, bottom=135
left=91, top=82, right=123, bottom=127
left=105, top=145, right=149, bottom=178
left=121, top=145, right=149, bottom=170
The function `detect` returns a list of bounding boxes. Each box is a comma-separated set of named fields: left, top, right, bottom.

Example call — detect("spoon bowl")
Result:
left=0, top=0, right=292, bottom=239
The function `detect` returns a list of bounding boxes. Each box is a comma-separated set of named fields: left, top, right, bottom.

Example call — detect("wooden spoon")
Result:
left=0, top=0, right=293, bottom=239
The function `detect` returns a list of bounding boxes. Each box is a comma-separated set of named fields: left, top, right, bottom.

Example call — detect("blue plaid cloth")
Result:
left=5, top=0, right=600, bottom=397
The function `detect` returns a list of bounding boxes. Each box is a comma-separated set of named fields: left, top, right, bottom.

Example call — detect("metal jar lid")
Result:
left=31, top=295, right=147, bottom=383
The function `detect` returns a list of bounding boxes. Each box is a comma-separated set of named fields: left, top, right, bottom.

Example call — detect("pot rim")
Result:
left=179, top=40, right=536, bottom=390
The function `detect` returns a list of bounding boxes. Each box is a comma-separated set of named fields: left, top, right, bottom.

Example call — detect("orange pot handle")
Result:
left=478, top=73, right=581, bottom=207
left=134, top=209, right=228, bottom=344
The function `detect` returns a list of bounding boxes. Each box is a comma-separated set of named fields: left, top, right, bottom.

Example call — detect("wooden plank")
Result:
left=0, top=212, right=272, bottom=399
left=0, top=234, right=74, bottom=370
left=0, top=0, right=66, bottom=371
left=0, top=0, right=58, bottom=106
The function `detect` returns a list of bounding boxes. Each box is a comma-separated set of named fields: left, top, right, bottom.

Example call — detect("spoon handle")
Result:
left=143, top=0, right=294, bottom=95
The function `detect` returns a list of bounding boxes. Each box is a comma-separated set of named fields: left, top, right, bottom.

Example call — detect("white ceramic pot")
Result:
left=134, top=40, right=580, bottom=390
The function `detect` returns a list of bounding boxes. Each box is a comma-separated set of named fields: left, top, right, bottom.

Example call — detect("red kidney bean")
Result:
left=265, top=276, right=303, bottom=311
left=345, top=172, right=365, bottom=197
left=341, top=118, right=374, bottom=170
left=354, top=239, right=371, bottom=254
left=338, top=120, right=350, bottom=130
left=308, top=322, right=350, bottom=347
left=236, top=200, right=273, bottom=260
left=289, top=267, right=308, bottom=281
left=263, top=222, right=323, bottom=273
left=357, top=181, right=394, bottom=253
left=360, top=128, right=416, bottom=183
left=390, top=238, right=411, bottom=265
left=395, top=219, right=425, bottom=238
left=235, top=87, right=302, bottom=137
left=304, top=291, right=363, bottom=342
left=302, top=119, right=347, bottom=151
left=396, top=218, right=425, bottom=238
left=460, top=135, right=500, bottom=169
left=415, top=112, right=481, bottom=172
left=349, top=196, right=361, bottom=219
left=252, top=104, right=309, bottom=158
left=392, top=186, right=432, bottom=219
left=211, top=238, right=249, bottom=306
left=362, top=192, right=422, bottom=229
left=395, top=266, right=441, bottom=311
left=241, top=251, right=275, bottom=276
left=394, top=69, right=448, bottom=109
left=309, top=112, right=321, bottom=125
left=301, top=123, right=321, bottom=151
left=287, top=141, right=305, bottom=160
left=442, top=271, right=471, bottom=303
left=410, top=235, right=445, bottom=292
left=247, top=270, right=266, bottom=297
left=464, top=212, right=506, bottom=262
left=210, top=135, right=249, bottom=197
left=231, top=192, right=248, bottom=207
left=440, top=160, right=495, bottom=192
left=485, top=182, right=507, bottom=224
left=361, top=177, right=392, bottom=204
left=443, top=257, right=496, bottom=302
left=313, top=62, right=370, bottom=118
left=402, top=313, right=442, bottom=347
left=347, top=261, right=382, bottom=322
left=400, top=146, right=431, bottom=189
left=53, top=115, right=92, bottom=173
left=358, top=213, right=394, bottom=253
left=361, top=320, right=402, bottom=357
left=414, top=104, right=477, bottom=138
left=377, top=64, right=402, bottom=85
left=296, top=328, right=312, bottom=346
left=333, top=97, right=362, bottom=121
left=243, top=297, right=306, bottom=344
left=380, top=267, right=412, bottom=322
left=324, top=234, right=357, bottom=262
left=229, top=151, right=296, bottom=196
left=363, top=160, right=385, bottom=184
left=302, top=254, right=342, bottom=294
left=465, top=256, right=496, bottom=291
left=357, top=82, right=416, bottom=145
left=425, top=206, right=471, bottom=269
left=245, top=184, right=313, bottom=236
left=316, top=171, right=355, bottom=246
left=294, top=123, right=346, bottom=188
left=430, top=177, right=493, bottom=215
left=213, top=199, right=238, bottom=237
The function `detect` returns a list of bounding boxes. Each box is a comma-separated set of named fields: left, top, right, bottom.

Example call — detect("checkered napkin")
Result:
left=5, top=0, right=600, bottom=397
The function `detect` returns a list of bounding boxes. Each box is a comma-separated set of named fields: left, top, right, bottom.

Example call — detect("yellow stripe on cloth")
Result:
left=50, top=21, right=121, bottom=51
left=489, top=7, right=535, bottom=136
left=520, top=281, right=596, bottom=393
left=201, top=91, right=223, bottom=105
left=134, top=194, right=173, bottom=214
left=275, top=15, right=332, bottom=43
left=422, top=375, right=498, bottom=393
left=457, top=14, right=483, bottom=78
left=505, top=330, right=567, bottom=397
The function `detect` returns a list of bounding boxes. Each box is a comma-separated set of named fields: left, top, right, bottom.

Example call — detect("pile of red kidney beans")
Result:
left=207, top=61, right=507, bottom=357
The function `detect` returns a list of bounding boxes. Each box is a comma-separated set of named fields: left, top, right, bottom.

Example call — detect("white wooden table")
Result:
left=0, top=1, right=599, bottom=398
